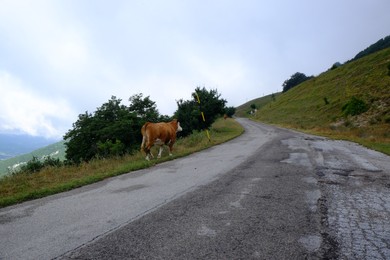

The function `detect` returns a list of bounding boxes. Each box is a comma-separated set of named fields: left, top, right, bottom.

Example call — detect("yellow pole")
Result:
left=195, top=92, right=201, bottom=104
left=205, top=129, right=210, bottom=141
left=195, top=91, right=211, bottom=142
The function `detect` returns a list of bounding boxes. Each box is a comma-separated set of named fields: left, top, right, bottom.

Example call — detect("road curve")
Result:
left=1, top=118, right=389, bottom=259
left=0, top=118, right=275, bottom=259
left=61, top=119, right=390, bottom=259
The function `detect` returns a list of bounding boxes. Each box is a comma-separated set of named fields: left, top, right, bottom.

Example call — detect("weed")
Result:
left=324, top=97, right=330, bottom=105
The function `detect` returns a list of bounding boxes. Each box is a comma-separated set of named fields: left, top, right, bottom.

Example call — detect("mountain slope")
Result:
left=0, top=134, right=56, bottom=160
left=0, top=141, right=66, bottom=177
left=239, top=47, right=390, bottom=154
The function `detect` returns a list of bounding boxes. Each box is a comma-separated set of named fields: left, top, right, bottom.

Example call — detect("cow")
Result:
left=140, top=119, right=183, bottom=160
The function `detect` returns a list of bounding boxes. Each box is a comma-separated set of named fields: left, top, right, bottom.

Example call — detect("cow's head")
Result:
left=172, top=119, right=183, bottom=132
left=176, top=121, right=183, bottom=132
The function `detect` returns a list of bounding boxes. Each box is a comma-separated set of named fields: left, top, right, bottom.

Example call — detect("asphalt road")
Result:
left=1, top=118, right=389, bottom=259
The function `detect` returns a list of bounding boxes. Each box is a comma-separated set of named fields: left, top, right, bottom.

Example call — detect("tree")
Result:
left=64, top=95, right=159, bottom=163
left=330, top=62, right=342, bottom=70
left=63, top=111, right=98, bottom=163
left=282, top=72, right=313, bottom=92
left=224, top=106, right=236, bottom=118
left=175, top=98, right=199, bottom=137
left=174, top=87, right=227, bottom=137
left=128, top=93, right=159, bottom=122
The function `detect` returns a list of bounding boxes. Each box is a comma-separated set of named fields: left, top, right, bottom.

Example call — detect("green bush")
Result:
left=97, top=139, right=126, bottom=158
left=342, top=96, right=368, bottom=116
left=175, top=87, right=227, bottom=137
left=19, top=156, right=43, bottom=174
left=16, top=156, right=63, bottom=175
left=42, top=156, right=63, bottom=167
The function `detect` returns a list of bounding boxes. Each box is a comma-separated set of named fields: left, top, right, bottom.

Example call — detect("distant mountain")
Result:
left=0, top=134, right=58, bottom=160
left=0, top=140, right=66, bottom=177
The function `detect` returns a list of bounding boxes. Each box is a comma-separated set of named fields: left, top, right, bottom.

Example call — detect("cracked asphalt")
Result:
left=282, top=132, right=390, bottom=259
left=1, top=118, right=389, bottom=259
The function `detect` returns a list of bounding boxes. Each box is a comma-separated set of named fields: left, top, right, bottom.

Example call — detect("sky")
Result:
left=0, top=0, right=389, bottom=140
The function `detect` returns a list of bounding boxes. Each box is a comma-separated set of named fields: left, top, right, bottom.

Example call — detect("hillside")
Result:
left=238, top=47, right=390, bottom=154
left=0, top=134, right=56, bottom=160
left=0, top=141, right=66, bottom=177
left=235, top=93, right=281, bottom=117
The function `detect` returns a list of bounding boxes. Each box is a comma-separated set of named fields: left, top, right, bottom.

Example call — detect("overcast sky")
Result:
left=0, top=0, right=389, bottom=139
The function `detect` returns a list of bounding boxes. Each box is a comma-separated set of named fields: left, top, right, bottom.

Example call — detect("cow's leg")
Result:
left=157, top=145, right=163, bottom=159
left=146, top=151, right=154, bottom=160
left=149, top=149, right=154, bottom=159
left=145, top=144, right=154, bottom=160
left=168, top=143, right=173, bottom=156
left=145, top=149, right=152, bottom=160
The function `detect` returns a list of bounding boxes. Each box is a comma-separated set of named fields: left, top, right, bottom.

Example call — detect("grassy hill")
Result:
left=237, top=47, right=390, bottom=155
left=235, top=93, right=281, bottom=117
left=0, top=141, right=66, bottom=178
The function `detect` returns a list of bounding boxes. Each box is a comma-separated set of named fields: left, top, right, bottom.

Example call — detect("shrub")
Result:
left=324, top=97, right=329, bottom=105
left=97, top=139, right=126, bottom=158
left=42, top=156, right=63, bottom=167
left=16, top=156, right=63, bottom=175
left=224, top=106, right=236, bottom=118
left=342, top=97, right=368, bottom=116
left=19, top=156, right=44, bottom=174
left=175, top=87, right=227, bottom=137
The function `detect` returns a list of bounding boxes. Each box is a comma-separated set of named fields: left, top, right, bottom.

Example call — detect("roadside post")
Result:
left=195, top=91, right=211, bottom=142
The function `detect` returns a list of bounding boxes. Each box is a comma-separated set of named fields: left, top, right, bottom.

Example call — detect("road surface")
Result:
left=1, top=118, right=389, bottom=259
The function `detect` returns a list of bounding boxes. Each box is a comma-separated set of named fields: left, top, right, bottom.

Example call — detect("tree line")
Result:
left=63, top=87, right=235, bottom=164
left=282, top=35, right=390, bottom=93
left=349, top=35, right=390, bottom=63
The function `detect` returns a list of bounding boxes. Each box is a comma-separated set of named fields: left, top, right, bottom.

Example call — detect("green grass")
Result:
left=0, top=118, right=243, bottom=208
left=237, top=48, right=390, bottom=155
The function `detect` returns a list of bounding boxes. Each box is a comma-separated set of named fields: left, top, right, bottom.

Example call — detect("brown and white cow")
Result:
left=140, top=119, right=183, bottom=160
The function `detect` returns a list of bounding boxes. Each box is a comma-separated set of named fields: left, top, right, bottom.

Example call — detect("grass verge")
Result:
left=0, top=118, right=243, bottom=208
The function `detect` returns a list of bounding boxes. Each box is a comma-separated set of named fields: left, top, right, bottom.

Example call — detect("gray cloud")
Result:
left=0, top=0, right=389, bottom=138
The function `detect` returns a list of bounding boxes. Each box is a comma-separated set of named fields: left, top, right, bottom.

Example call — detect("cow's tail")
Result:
left=140, top=122, right=149, bottom=153
left=140, top=135, right=146, bottom=153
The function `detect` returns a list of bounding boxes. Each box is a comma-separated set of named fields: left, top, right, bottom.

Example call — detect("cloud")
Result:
left=0, top=71, right=76, bottom=139
left=0, top=0, right=389, bottom=139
